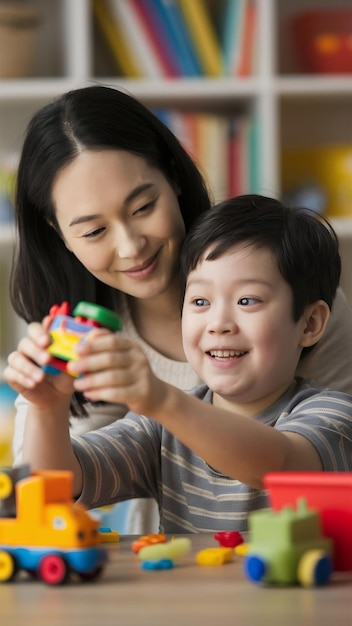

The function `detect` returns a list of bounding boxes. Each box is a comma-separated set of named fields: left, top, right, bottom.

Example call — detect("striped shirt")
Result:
left=73, top=377, right=352, bottom=533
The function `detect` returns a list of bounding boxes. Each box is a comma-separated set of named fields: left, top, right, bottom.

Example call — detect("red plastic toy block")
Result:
left=264, top=472, right=352, bottom=572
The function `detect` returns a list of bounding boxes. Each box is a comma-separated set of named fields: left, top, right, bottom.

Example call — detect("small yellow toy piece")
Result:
left=138, top=537, right=191, bottom=562
left=235, top=542, right=250, bottom=557
left=196, top=546, right=234, bottom=566
left=99, top=527, right=120, bottom=543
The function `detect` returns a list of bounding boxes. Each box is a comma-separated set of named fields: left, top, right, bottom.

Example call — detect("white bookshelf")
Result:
left=1, top=0, right=352, bottom=371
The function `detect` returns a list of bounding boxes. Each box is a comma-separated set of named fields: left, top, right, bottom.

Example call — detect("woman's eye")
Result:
left=83, top=227, right=106, bottom=239
left=134, top=201, right=155, bottom=215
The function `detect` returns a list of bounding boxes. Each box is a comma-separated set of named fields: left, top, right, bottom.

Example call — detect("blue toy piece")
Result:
left=141, top=559, right=174, bottom=571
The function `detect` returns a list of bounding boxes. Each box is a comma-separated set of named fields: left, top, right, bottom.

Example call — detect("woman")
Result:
left=8, top=85, right=352, bottom=533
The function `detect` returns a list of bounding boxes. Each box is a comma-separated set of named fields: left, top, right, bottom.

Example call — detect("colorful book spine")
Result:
left=237, top=0, right=258, bottom=77
left=221, top=0, right=247, bottom=76
left=130, top=0, right=181, bottom=77
left=151, top=0, right=202, bottom=76
left=195, top=113, right=229, bottom=202
left=178, top=0, right=222, bottom=77
left=93, top=0, right=141, bottom=78
left=104, top=0, right=164, bottom=78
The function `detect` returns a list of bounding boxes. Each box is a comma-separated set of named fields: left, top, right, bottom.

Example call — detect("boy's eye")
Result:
left=193, top=298, right=210, bottom=307
left=238, top=297, right=258, bottom=306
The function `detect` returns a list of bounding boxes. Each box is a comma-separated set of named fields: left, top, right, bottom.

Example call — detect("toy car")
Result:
left=244, top=498, right=333, bottom=587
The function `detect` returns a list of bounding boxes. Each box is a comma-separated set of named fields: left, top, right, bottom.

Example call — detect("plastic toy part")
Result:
left=44, top=301, right=122, bottom=378
left=244, top=499, right=333, bottom=587
left=132, top=533, right=167, bottom=553
left=196, top=547, right=234, bottom=566
left=138, top=537, right=191, bottom=563
left=99, top=527, right=120, bottom=543
left=264, top=472, right=352, bottom=572
left=214, top=531, right=244, bottom=548
left=141, top=559, right=174, bottom=571
left=0, top=465, right=108, bottom=585
left=235, top=543, right=250, bottom=557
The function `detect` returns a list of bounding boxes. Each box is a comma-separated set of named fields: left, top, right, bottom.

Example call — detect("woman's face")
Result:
left=51, top=149, right=186, bottom=300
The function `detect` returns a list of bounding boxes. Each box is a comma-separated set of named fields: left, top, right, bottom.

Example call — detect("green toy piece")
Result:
left=73, top=302, right=122, bottom=332
left=244, top=498, right=333, bottom=587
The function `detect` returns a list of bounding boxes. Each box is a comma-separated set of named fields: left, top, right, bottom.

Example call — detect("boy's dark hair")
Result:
left=11, top=85, right=210, bottom=324
left=181, top=194, right=341, bottom=356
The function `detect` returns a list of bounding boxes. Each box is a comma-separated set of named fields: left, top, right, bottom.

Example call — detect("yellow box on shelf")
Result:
left=282, top=145, right=352, bottom=218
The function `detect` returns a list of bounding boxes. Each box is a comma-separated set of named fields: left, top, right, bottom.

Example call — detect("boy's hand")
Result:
left=4, top=318, right=74, bottom=410
left=68, top=329, right=169, bottom=416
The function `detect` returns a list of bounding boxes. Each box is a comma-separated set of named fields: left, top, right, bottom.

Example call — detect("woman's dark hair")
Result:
left=11, top=85, right=210, bottom=324
left=181, top=194, right=341, bottom=358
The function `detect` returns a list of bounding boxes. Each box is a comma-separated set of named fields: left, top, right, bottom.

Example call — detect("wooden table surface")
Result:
left=2, top=533, right=352, bottom=626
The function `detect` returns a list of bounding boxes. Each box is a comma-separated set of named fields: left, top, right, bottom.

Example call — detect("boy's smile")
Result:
left=182, top=243, right=310, bottom=417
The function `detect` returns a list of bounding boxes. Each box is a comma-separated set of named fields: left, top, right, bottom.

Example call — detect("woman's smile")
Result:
left=122, top=249, right=161, bottom=279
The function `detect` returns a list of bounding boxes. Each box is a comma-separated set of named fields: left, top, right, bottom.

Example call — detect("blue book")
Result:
left=136, top=0, right=183, bottom=76
left=151, top=0, right=202, bottom=77
left=221, top=0, right=247, bottom=75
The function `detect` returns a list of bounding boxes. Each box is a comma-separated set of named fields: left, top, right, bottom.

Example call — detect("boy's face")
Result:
left=182, top=243, right=309, bottom=416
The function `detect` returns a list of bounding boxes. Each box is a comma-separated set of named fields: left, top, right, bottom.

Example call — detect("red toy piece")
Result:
left=264, top=472, right=352, bottom=572
left=214, top=531, right=244, bottom=549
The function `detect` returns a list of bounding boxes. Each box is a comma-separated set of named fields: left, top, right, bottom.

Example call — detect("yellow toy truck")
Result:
left=0, top=465, right=107, bottom=585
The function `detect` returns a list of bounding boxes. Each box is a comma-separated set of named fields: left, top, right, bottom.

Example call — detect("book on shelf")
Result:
left=227, top=117, right=243, bottom=198
left=93, top=0, right=142, bottom=77
left=178, top=0, right=222, bottom=77
left=130, top=0, right=181, bottom=77
left=195, top=113, right=229, bottom=202
left=103, top=0, right=166, bottom=78
left=221, top=0, right=257, bottom=76
left=237, top=0, right=258, bottom=77
left=154, top=109, right=257, bottom=200
left=151, top=0, right=202, bottom=77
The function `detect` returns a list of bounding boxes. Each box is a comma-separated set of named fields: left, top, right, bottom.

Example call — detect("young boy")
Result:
left=11, top=195, right=352, bottom=533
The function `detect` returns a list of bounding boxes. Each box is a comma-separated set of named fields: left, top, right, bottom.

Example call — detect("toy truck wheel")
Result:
left=297, top=550, right=332, bottom=587
left=0, top=472, right=13, bottom=499
left=38, top=554, right=69, bottom=585
left=0, top=551, right=18, bottom=582
left=78, top=566, right=103, bottom=581
left=244, top=555, right=267, bottom=582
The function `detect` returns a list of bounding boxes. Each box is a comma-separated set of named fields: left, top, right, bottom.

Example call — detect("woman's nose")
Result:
left=115, top=226, right=147, bottom=259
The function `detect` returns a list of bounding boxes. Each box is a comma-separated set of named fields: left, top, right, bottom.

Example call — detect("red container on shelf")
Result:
left=291, top=9, right=352, bottom=74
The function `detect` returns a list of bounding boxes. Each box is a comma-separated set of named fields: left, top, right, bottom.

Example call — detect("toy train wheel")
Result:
left=0, top=551, right=18, bottom=582
left=0, top=472, right=13, bottom=499
left=73, top=302, right=122, bottom=331
left=78, top=566, right=103, bottom=581
left=244, top=554, right=267, bottom=582
left=38, top=554, right=69, bottom=585
left=297, top=550, right=332, bottom=587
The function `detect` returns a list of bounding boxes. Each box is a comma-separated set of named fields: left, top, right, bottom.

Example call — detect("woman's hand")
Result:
left=68, top=329, right=169, bottom=416
left=4, top=317, right=74, bottom=410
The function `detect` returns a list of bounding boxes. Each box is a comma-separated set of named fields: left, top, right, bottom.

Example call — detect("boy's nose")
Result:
left=208, top=310, right=238, bottom=334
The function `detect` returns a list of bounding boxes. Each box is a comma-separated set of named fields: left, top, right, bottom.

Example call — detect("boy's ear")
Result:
left=299, top=300, right=330, bottom=348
